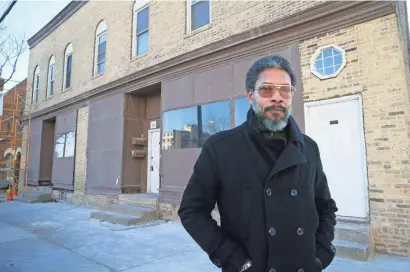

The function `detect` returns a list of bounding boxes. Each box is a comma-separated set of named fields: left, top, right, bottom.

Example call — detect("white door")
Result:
left=305, top=96, right=368, bottom=218
left=148, top=129, right=161, bottom=193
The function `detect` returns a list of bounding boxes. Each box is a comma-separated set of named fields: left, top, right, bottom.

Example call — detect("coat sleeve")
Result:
left=313, top=143, right=338, bottom=269
left=178, top=139, right=249, bottom=271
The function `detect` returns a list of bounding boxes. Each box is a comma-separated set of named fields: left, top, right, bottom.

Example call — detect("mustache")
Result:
left=264, top=105, right=287, bottom=112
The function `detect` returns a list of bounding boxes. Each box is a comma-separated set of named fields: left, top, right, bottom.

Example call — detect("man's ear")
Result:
left=247, top=90, right=253, bottom=103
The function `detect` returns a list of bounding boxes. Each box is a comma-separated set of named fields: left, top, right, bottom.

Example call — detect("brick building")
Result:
left=0, top=78, right=27, bottom=185
left=24, top=0, right=410, bottom=260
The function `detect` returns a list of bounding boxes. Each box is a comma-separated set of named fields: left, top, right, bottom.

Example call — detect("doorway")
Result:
left=147, top=128, right=160, bottom=193
left=304, top=95, right=369, bottom=219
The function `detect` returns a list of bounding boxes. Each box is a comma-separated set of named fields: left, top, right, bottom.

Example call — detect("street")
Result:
left=0, top=200, right=409, bottom=272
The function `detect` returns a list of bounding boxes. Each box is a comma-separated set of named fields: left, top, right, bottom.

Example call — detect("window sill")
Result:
left=132, top=51, right=148, bottom=61
left=185, top=23, right=212, bottom=38
left=92, top=72, right=104, bottom=80
left=45, top=95, right=53, bottom=101
left=62, top=87, right=72, bottom=93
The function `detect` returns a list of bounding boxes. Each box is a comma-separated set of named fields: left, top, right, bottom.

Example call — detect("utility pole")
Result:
left=0, top=0, right=17, bottom=24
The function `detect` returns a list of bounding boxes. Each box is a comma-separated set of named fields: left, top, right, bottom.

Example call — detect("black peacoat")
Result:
left=178, top=108, right=338, bottom=272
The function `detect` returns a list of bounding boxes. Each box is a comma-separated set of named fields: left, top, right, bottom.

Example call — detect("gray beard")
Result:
left=251, top=100, right=292, bottom=132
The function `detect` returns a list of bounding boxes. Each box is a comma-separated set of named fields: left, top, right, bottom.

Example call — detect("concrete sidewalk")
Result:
left=0, top=201, right=409, bottom=272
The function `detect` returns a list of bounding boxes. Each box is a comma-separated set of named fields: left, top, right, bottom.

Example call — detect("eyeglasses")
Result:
left=254, top=84, right=296, bottom=98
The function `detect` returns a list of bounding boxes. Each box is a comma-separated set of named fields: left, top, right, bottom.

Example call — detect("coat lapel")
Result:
left=244, top=108, right=307, bottom=180
left=267, top=142, right=307, bottom=181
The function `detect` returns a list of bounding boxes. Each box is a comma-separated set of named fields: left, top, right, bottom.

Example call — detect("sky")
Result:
left=1, top=0, right=71, bottom=91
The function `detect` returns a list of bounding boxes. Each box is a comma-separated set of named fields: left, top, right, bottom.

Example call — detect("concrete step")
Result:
left=335, top=222, right=371, bottom=244
left=15, top=192, right=54, bottom=203
left=118, top=193, right=159, bottom=208
left=334, top=240, right=373, bottom=261
left=90, top=211, right=142, bottom=226
left=33, top=186, right=54, bottom=194
left=106, top=204, right=158, bottom=220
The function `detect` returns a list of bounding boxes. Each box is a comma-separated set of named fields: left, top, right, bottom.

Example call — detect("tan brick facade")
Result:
left=73, top=106, right=88, bottom=198
left=26, top=0, right=322, bottom=113
left=299, top=14, right=410, bottom=256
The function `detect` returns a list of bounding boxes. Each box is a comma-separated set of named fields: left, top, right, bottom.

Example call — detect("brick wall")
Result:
left=73, top=106, right=88, bottom=199
left=26, top=0, right=324, bottom=113
left=299, top=13, right=410, bottom=256
left=0, top=79, right=28, bottom=181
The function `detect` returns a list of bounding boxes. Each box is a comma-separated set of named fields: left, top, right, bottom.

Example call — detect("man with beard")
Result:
left=178, top=55, right=338, bottom=272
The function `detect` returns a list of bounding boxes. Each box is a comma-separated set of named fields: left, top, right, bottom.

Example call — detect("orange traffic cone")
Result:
left=6, top=191, right=13, bottom=201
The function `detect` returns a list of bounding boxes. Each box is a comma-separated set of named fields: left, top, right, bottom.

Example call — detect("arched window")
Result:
left=47, top=55, right=55, bottom=98
left=133, top=0, right=149, bottom=57
left=63, top=43, right=73, bottom=90
left=94, top=20, right=107, bottom=75
left=32, top=66, right=40, bottom=103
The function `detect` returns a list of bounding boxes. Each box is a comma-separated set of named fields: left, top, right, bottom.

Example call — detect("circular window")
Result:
left=310, top=45, right=346, bottom=79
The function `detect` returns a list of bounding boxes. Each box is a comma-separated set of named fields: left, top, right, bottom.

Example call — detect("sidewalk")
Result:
left=0, top=201, right=409, bottom=272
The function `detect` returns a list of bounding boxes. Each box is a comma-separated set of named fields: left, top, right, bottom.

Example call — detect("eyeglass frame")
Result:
left=253, top=83, right=296, bottom=98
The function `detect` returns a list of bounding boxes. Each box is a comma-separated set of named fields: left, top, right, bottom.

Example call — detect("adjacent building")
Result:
left=0, top=78, right=27, bottom=186
left=24, top=0, right=410, bottom=258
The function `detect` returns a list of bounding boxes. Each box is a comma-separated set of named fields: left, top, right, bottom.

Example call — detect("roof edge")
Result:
left=27, top=0, right=88, bottom=49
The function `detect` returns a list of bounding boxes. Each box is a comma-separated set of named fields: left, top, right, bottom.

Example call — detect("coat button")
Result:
left=266, top=188, right=272, bottom=196
left=291, top=189, right=298, bottom=196
left=297, top=227, right=304, bottom=236
left=269, top=269, right=276, bottom=272
left=268, top=227, right=276, bottom=236
left=330, top=244, right=336, bottom=253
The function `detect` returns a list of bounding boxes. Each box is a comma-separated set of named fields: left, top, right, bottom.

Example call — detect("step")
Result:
left=118, top=193, right=159, bottom=208
left=333, top=240, right=373, bottom=261
left=90, top=211, right=142, bottom=226
left=335, top=222, right=371, bottom=244
left=15, top=192, right=54, bottom=203
left=33, top=186, right=54, bottom=194
left=106, top=204, right=158, bottom=220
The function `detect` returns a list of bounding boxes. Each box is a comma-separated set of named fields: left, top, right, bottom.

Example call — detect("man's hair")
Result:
left=245, top=55, right=296, bottom=92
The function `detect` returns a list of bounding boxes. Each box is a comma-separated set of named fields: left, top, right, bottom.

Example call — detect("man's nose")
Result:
left=270, top=89, right=283, bottom=102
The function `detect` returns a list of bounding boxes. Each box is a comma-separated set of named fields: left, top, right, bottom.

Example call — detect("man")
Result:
left=178, top=55, right=338, bottom=272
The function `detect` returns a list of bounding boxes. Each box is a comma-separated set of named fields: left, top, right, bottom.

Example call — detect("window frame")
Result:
left=310, top=44, right=347, bottom=80
left=133, top=2, right=149, bottom=57
left=32, top=66, right=40, bottom=104
left=54, top=130, right=76, bottom=158
left=47, top=55, right=55, bottom=98
left=187, top=0, right=211, bottom=33
left=94, top=20, right=108, bottom=76
left=63, top=43, right=73, bottom=90
left=161, top=99, right=232, bottom=150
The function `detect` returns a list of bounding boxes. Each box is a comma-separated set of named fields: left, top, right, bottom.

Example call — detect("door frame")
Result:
left=304, top=94, right=370, bottom=219
left=147, top=128, right=161, bottom=194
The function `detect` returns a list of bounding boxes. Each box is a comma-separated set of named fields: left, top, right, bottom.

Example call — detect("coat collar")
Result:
left=245, top=107, right=307, bottom=180
left=245, top=107, right=305, bottom=148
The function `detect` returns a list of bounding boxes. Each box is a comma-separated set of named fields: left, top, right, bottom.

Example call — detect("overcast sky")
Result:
left=2, top=0, right=71, bottom=91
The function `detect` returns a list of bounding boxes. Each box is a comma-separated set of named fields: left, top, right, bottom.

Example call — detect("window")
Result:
left=63, top=43, right=73, bottom=90
left=94, top=20, right=107, bottom=75
left=134, top=1, right=149, bottom=56
left=55, top=131, right=76, bottom=158
left=189, top=0, right=210, bottom=31
left=310, top=45, right=346, bottom=80
left=234, top=97, right=250, bottom=127
left=6, top=118, right=12, bottom=136
left=32, top=66, right=40, bottom=103
left=162, top=100, right=230, bottom=150
left=47, top=55, right=55, bottom=98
